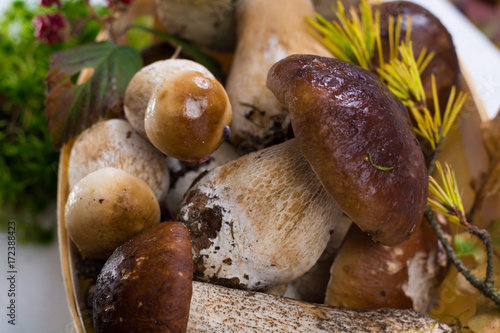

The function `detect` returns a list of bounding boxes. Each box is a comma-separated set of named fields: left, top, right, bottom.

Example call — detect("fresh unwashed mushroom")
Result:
left=165, top=142, right=241, bottom=216
left=325, top=220, right=448, bottom=313
left=93, top=222, right=193, bottom=332
left=374, top=0, right=459, bottom=111
left=226, top=0, right=332, bottom=151
left=67, top=118, right=170, bottom=200
left=65, top=167, right=161, bottom=259
left=156, top=0, right=237, bottom=52
left=92, top=220, right=453, bottom=332
left=145, top=69, right=232, bottom=160
left=124, top=59, right=214, bottom=138
left=178, top=139, right=346, bottom=290
left=267, top=54, right=428, bottom=246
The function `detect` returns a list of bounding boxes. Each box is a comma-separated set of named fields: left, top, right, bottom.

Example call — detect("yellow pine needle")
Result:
left=428, top=162, right=465, bottom=224
left=306, top=0, right=376, bottom=70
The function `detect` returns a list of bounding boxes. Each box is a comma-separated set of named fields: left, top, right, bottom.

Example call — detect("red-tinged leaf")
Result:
left=45, top=41, right=142, bottom=149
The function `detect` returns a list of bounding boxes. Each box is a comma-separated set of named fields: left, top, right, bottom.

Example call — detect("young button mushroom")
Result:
left=226, top=0, right=332, bottom=151
left=145, top=70, right=232, bottom=161
left=178, top=139, right=346, bottom=290
left=93, top=222, right=193, bottom=332
left=267, top=54, right=428, bottom=246
left=65, top=167, right=161, bottom=259
left=124, top=59, right=214, bottom=138
left=67, top=119, right=170, bottom=200
left=325, top=220, right=448, bottom=313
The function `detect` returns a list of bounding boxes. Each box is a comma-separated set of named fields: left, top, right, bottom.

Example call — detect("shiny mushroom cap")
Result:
left=267, top=54, right=428, bottom=246
left=145, top=70, right=232, bottom=161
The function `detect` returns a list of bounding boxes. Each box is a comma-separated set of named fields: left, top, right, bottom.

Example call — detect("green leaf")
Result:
left=44, top=41, right=142, bottom=149
left=453, top=233, right=486, bottom=264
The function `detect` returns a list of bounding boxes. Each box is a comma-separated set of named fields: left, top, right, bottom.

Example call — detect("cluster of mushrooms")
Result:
left=63, top=0, right=463, bottom=332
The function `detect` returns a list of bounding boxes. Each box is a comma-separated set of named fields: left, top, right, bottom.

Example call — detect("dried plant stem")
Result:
left=424, top=207, right=500, bottom=306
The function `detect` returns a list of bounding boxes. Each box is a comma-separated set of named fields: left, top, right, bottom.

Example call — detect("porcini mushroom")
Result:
left=67, top=118, right=170, bottom=200
left=145, top=69, right=232, bottom=160
left=156, top=0, right=237, bottom=52
left=325, top=220, right=447, bottom=313
left=374, top=1, right=459, bottom=111
left=93, top=222, right=193, bottom=332
left=178, top=139, right=345, bottom=290
left=65, top=167, right=161, bottom=259
left=225, top=0, right=332, bottom=151
left=267, top=54, right=428, bottom=246
left=92, top=218, right=452, bottom=332
left=124, top=59, right=214, bottom=138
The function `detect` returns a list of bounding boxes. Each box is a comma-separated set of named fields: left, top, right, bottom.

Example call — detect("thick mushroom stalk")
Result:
left=267, top=55, right=428, bottom=246
left=188, top=281, right=453, bottom=333
left=178, top=139, right=344, bottom=290
left=226, top=0, right=331, bottom=151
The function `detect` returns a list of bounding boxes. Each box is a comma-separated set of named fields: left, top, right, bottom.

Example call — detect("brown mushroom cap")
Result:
left=65, top=167, right=161, bottom=259
left=325, top=219, right=447, bottom=313
left=145, top=70, right=232, bottom=161
left=124, top=59, right=214, bottom=137
left=267, top=55, right=428, bottom=246
left=374, top=1, right=459, bottom=111
left=93, top=222, right=193, bottom=333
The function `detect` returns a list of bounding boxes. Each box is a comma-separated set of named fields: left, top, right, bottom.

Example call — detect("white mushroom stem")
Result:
left=226, top=0, right=332, bottom=150
left=187, top=281, right=453, bottom=333
left=178, top=139, right=345, bottom=289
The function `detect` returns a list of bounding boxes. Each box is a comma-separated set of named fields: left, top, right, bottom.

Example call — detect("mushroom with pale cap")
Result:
left=67, top=118, right=170, bottom=201
left=266, top=54, right=428, bottom=246
left=178, top=138, right=345, bottom=290
left=92, top=220, right=453, bottom=332
left=65, top=167, right=161, bottom=259
left=156, top=0, right=237, bottom=52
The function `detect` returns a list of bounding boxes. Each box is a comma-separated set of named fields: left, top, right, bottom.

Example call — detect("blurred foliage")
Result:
left=0, top=0, right=103, bottom=243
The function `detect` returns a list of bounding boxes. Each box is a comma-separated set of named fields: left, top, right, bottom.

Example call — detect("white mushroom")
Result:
left=65, top=167, right=161, bottom=259
left=67, top=119, right=169, bottom=200
left=178, top=139, right=345, bottom=289
left=225, top=0, right=331, bottom=151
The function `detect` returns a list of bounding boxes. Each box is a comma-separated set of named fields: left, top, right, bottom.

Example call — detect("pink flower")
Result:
left=33, top=13, right=69, bottom=44
left=40, top=0, right=61, bottom=7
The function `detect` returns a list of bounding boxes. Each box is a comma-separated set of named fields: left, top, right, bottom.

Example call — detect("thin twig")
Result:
left=425, top=207, right=500, bottom=306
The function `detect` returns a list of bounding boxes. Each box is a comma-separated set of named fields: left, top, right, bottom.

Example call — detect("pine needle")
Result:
left=306, top=0, right=377, bottom=70
left=428, top=162, right=466, bottom=224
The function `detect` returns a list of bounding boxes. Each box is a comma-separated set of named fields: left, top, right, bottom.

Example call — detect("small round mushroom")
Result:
left=178, top=139, right=346, bottom=290
left=267, top=54, right=428, bottom=246
left=325, top=219, right=448, bottom=313
left=67, top=118, right=170, bottom=200
left=145, top=70, right=232, bottom=161
left=93, top=222, right=193, bottom=332
left=156, top=0, right=237, bottom=52
left=65, top=167, right=161, bottom=259
left=124, top=59, right=214, bottom=137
